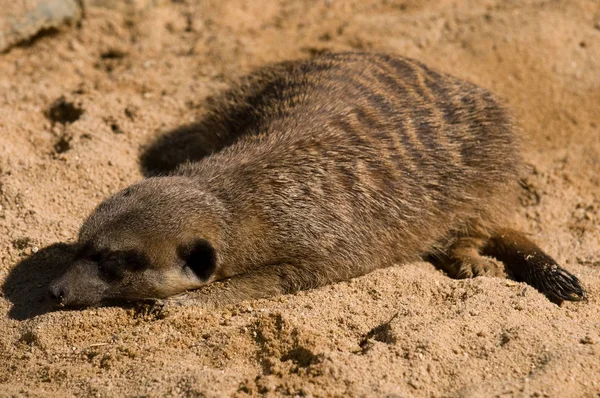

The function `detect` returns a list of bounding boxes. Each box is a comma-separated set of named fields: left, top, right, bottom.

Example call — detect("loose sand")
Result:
left=1, top=0, right=599, bottom=396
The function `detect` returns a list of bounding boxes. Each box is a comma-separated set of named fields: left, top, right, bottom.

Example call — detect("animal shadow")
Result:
left=3, top=243, right=77, bottom=320
left=139, top=60, right=297, bottom=176
left=139, top=120, right=233, bottom=177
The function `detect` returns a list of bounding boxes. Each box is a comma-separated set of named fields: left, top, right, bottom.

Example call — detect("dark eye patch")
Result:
left=98, top=257, right=125, bottom=282
left=90, top=252, right=104, bottom=263
left=76, top=243, right=109, bottom=265
left=79, top=248, right=151, bottom=282
left=118, top=250, right=151, bottom=272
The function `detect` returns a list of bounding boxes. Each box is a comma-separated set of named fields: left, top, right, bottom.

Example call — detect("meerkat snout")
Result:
left=48, top=283, right=67, bottom=307
left=48, top=259, right=108, bottom=307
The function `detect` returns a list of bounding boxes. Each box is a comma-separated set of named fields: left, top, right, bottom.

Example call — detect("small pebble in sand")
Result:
left=579, top=335, right=595, bottom=345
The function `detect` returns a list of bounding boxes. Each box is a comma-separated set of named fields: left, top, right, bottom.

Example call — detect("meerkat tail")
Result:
left=482, top=229, right=585, bottom=302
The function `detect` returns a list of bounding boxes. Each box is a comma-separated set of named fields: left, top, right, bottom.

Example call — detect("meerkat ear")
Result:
left=178, top=240, right=217, bottom=281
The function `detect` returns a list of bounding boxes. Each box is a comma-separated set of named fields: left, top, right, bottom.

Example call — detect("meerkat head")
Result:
left=49, top=176, right=225, bottom=308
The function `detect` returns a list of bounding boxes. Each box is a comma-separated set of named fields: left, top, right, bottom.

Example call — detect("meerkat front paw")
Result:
left=132, top=298, right=169, bottom=319
left=141, top=291, right=219, bottom=318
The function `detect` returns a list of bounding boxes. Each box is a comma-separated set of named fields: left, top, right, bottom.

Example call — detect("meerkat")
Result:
left=48, top=52, right=584, bottom=310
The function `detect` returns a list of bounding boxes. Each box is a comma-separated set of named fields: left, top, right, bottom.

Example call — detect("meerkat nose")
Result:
left=49, top=284, right=68, bottom=307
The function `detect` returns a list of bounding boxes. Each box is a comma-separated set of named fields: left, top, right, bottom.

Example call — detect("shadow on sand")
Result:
left=3, top=243, right=77, bottom=320
left=138, top=60, right=298, bottom=177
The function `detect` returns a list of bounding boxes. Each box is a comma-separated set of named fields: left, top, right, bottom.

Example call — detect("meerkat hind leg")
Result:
left=430, top=236, right=504, bottom=279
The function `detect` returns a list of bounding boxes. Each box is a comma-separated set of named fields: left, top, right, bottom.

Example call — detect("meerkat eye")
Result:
left=177, top=240, right=217, bottom=281
left=97, top=255, right=124, bottom=281
left=95, top=251, right=150, bottom=282
left=120, top=250, right=151, bottom=271
left=90, top=252, right=104, bottom=263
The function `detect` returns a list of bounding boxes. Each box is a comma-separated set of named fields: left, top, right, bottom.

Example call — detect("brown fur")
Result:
left=48, top=52, right=584, bottom=309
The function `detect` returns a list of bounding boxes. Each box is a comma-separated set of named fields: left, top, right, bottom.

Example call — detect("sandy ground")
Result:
left=1, top=0, right=599, bottom=396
